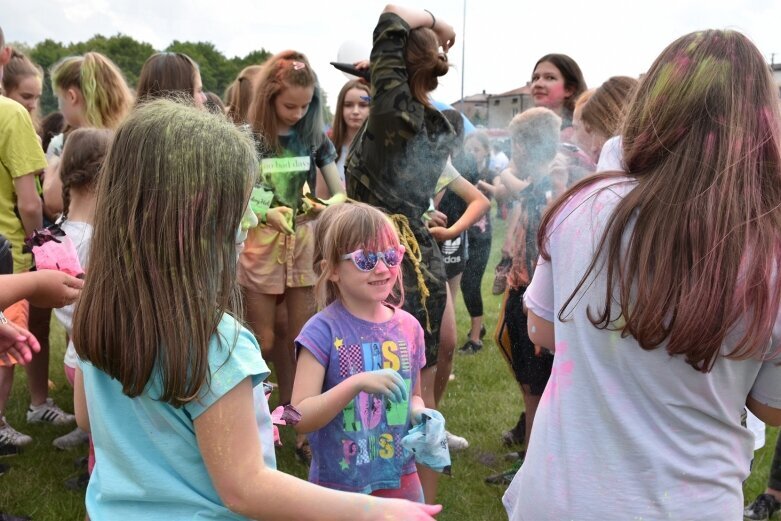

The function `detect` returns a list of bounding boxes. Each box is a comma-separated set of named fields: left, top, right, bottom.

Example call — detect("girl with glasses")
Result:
left=292, top=202, right=436, bottom=505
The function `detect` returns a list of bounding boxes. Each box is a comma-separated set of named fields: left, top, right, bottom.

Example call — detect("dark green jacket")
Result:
left=346, top=12, right=455, bottom=228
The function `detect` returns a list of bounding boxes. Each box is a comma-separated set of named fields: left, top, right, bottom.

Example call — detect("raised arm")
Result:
left=381, top=5, right=456, bottom=50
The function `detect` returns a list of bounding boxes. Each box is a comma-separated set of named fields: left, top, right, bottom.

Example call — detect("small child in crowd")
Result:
left=51, top=127, right=112, bottom=456
left=292, top=202, right=429, bottom=502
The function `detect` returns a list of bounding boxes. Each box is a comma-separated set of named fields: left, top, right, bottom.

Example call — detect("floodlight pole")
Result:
left=460, top=0, right=466, bottom=112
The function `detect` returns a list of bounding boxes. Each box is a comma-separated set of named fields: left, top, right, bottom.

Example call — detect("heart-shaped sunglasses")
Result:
left=341, top=245, right=406, bottom=272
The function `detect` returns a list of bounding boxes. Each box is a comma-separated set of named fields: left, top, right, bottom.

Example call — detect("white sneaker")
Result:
left=445, top=430, right=469, bottom=451
left=0, top=417, right=33, bottom=447
left=26, top=398, right=75, bottom=426
left=53, top=427, right=89, bottom=450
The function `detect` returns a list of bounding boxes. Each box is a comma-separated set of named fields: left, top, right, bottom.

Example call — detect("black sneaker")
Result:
left=479, top=324, right=487, bottom=339
left=501, top=413, right=526, bottom=447
left=0, top=463, right=8, bottom=476
left=744, top=493, right=781, bottom=521
left=458, top=339, right=483, bottom=355
left=65, top=471, right=90, bottom=491
left=0, top=442, right=20, bottom=458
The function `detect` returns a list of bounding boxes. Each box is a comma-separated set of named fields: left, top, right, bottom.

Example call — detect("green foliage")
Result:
left=21, top=34, right=271, bottom=116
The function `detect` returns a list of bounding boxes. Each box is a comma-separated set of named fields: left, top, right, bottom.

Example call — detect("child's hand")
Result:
left=476, top=179, right=495, bottom=195
left=427, top=210, right=447, bottom=228
left=354, top=369, right=407, bottom=403
left=434, top=20, right=456, bottom=51
left=266, top=206, right=294, bottom=235
left=428, top=226, right=456, bottom=242
left=0, top=321, right=40, bottom=365
left=369, top=500, right=442, bottom=520
left=28, top=270, right=84, bottom=308
left=301, top=197, right=320, bottom=215
left=321, top=192, right=347, bottom=206
left=411, top=408, right=426, bottom=425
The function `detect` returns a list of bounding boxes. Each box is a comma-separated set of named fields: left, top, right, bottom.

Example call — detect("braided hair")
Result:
left=59, top=128, right=113, bottom=219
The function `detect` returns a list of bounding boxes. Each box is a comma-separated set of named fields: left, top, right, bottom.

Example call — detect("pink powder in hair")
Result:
left=673, top=54, right=691, bottom=77
left=704, top=132, right=716, bottom=156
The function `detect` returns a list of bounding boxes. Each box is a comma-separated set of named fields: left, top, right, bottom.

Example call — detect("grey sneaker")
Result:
left=53, top=427, right=89, bottom=450
left=744, top=493, right=781, bottom=521
left=26, top=398, right=75, bottom=426
left=0, top=418, right=32, bottom=447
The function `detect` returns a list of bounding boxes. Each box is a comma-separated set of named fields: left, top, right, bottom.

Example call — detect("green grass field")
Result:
left=0, top=215, right=778, bottom=520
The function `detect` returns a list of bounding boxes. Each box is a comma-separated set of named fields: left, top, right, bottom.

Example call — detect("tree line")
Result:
left=12, top=34, right=272, bottom=116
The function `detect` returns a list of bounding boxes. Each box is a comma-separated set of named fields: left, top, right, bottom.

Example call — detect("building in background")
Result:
left=453, top=83, right=534, bottom=129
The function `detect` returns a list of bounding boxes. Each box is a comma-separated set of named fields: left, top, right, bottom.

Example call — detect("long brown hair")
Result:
left=136, top=52, right=199, bottom=104
left=405, top=28, right=449, bottom=108
left=539, top=30, right=781, bottom=371
left=226, top=64, right=263, bottom=125
left=248, top=50, right=324, bottom=154
left=73, top=99, right=257, bottom=406
left=331, top=79, right=370, bottom=162
left=580, top=76, right=638, bottom=140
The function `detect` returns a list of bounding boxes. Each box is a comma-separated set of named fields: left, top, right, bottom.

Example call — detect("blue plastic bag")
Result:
left=401, top=408, right=451, bottom=475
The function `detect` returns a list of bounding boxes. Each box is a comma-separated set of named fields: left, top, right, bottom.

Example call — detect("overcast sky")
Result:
left=6, top=0, right=781, bottom=109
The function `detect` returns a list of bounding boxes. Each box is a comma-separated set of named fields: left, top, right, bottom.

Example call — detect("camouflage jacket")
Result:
left=346, top=13, right=455, bottom=231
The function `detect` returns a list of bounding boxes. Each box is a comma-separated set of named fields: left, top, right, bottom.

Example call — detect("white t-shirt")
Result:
left=746, top=410, right=766, bottom=451
left=46, top=133, right=65, bottom=159
left=596, top=135, right=623, bottom=172
left=53, top=219, right=93, bottom=369
left=489, top=150, right=509, bottom=173
left=504, top=176, right=781, bottom=520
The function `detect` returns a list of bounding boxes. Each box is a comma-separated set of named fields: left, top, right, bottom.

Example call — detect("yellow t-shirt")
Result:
left=0, top=97, right=47, bottom=273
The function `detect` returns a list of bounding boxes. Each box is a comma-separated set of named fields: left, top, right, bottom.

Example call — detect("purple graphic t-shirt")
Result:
left=295, top=300, right=425, bottom=493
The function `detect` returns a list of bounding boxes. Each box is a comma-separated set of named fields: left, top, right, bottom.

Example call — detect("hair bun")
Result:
left=434, top=53, right=449, bottom=77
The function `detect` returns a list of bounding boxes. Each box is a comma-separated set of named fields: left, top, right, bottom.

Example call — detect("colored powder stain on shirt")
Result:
left=295, top=301, right=426, bottom=494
